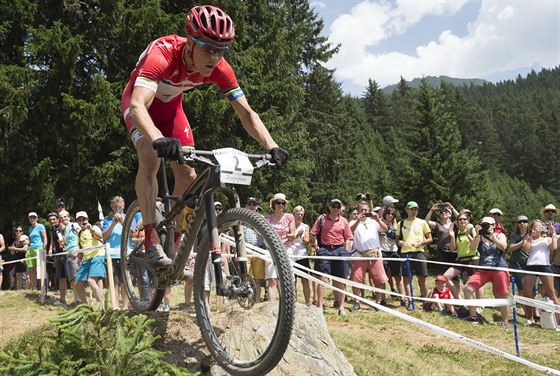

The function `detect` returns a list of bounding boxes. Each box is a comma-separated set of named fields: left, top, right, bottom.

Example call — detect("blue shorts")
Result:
left=314, top=246, right=349, bottom=279
left=76, top=256, right=106, bottom=281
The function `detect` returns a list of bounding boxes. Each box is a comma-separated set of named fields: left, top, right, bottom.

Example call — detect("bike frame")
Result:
left=155, top=154, right=249, bottom=295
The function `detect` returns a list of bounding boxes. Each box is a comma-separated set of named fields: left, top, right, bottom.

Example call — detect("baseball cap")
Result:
left=246, top=197, right=259, bottom=205
left=76, top=211, right=88, bottom=219
left=435, top=275, right=446, bottom=282
left=28, top=212, right=38, bottom=218
left=382, top=196, right=399, bottom=206
left=481, top=216, right=496, bottom=225
left=516, top=215, right=529, bottom=222
left=488, top=208, right=503, bottom=215
left=57, top=201, right=65, bottom=208
left=405, top=201, right=419, bottom=209
left=372, top=206, right=381, bottom=212
left=214, top=201, right=223, bottom=208
left=330, top=198, right=342, bottom=206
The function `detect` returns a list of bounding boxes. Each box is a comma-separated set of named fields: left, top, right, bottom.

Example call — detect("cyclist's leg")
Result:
left=168, top=105, right=196, bottom=248
left=122, top=89, right=161, bottom=252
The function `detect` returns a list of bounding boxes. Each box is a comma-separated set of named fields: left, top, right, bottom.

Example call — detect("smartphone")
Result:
left=117, top=207, right=123, bottom=214
left=364, top=212, right=373, bottom=218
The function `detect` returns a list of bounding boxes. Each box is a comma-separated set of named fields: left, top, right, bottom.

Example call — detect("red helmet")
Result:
left=185, top=5, right=235, bottom=46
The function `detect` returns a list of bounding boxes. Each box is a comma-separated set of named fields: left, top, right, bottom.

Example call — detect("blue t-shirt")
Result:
left=29, top=224, right=46, bottom=249
left=102, top=216, right=136, bottom=259
left=64, top=222, right=80, bottom=252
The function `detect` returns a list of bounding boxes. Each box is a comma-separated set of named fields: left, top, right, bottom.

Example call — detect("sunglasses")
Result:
left=458, top=218, right=468, bottom=221
left=517, top=220, right=528, bottom=224
left=275, top=202, right=286, bottom=206
left=544, top=210, right=556, bottom=214
left=192, top=37, right=228, bottom=56
left=331, top=204, right=341, bottom=209
left=15, top=229, right=23, bottom=232
left=215, top=207, right=223, bottom=211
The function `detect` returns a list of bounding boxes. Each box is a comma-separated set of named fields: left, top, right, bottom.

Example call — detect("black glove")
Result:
left=268, top=147, right=289, bottom=168
left=152, top=137, right=184, bottom=164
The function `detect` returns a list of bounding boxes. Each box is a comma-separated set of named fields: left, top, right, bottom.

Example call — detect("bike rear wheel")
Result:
left=194, top=207, right=295, bottom=376
left=121, top=199, right=165, bottom=312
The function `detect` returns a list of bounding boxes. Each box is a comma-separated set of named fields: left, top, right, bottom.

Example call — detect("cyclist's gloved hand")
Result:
left=268, top=147, right=290, bottom=168
left=152, top=137, right=184, bottom=164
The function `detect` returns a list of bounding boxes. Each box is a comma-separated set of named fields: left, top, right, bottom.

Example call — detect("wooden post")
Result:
left=105, top=243, right=118, bottom=309
left=39, top=249, right=47, bottom=304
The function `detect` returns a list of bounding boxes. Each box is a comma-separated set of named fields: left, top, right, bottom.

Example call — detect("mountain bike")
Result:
left=120, top=147, right=295, bottom=376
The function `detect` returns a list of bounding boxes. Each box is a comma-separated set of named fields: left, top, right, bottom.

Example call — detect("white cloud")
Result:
left=325, top=0, right=560, bottom=93
left=310, top=1, right=327, bottom=10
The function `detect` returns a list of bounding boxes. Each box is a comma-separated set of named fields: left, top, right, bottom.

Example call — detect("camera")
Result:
left=439, top=203, right=447, bottom=210
left=479, top=222, right=490, bottom=236
left=364, top=212, right=373, bottom=218
left=365, top=192, right=371, bottom=201
left=355, top=193, right=367, bottom=201
left=386, top=227, right=396, bottom=239
left=536, top=225, right=548, bottom=232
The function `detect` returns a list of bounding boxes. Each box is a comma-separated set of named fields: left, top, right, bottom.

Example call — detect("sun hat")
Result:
left=269, top=193, right=289, bottom=209
left=405, top=201, right=419, bottom=209
left=488, top=208, right=503, bottom=215
left=481, top=216, right=495, bottom=225
left=540, top=204, right=560, bottom=216
left=382, top=196, right=399, bottom=206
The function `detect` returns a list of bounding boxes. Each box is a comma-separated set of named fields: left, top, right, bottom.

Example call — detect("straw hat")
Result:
left=540, top=204, right=560, bottom=216
left=269, top=193, right=289, bottom=209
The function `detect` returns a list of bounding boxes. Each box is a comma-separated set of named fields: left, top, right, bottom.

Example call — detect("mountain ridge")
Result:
left=382, top=75, right=488, bottom=94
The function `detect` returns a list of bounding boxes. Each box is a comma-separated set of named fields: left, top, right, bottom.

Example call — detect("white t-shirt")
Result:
left=527, top=237, right=551, bottom=266
left=349, top=219, right=381, bottom=255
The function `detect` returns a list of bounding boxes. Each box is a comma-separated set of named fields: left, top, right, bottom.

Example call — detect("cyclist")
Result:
left=121, top=5, right=289, bottom=267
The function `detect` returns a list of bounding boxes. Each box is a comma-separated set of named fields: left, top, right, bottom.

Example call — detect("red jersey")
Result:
left=126, top=35, right=244, bottom=104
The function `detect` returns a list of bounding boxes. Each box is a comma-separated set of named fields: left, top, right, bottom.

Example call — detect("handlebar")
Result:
left=181, top=147, right=272, bottom=165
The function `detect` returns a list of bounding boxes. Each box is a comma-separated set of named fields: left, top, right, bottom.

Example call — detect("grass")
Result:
left=1, top=275, right=559, bottom=376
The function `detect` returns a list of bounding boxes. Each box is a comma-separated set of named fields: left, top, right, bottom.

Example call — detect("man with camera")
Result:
left=348, top=202, right=388, bottom=312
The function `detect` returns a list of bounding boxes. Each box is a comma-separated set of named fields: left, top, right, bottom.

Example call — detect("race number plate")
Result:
left=213, top=148, right=254, bottom=185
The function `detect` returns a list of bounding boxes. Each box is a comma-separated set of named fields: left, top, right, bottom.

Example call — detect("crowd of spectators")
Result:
left=1, top=195, right=559, bottom=329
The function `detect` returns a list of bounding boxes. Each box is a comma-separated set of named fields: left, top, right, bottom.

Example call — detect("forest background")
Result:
left=1, top=0, right=559, bottom=244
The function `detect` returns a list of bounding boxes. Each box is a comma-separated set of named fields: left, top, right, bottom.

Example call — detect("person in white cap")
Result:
left=463, top=216, right=509, bottom=328
left=488, top=208, right=506, bottom=235
left=74, top=211, right=105, bottom=308
left=26, top=212, right=47, bottom=291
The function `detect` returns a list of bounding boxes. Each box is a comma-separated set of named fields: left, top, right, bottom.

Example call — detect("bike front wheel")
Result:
left=194, top=207, right=295, bottom=376
left=120, top=199, right=165, bottom=312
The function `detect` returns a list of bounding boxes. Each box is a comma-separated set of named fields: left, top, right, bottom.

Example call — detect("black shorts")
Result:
left=54, top=253, right=68, bottom=279
left=294, top=258, right=311, bottom=278
left=401, top=252, right=428, bottom=277
left=382, top=251, right=402, bottom=277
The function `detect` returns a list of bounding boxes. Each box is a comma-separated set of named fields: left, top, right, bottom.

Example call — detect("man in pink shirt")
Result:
left=310, top=199, right=353, bottom=316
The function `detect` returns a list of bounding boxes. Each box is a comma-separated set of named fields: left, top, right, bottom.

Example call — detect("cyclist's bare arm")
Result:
left=230, top=96, right=278, bottom=151
left=129, top=85, right=162, bottom=143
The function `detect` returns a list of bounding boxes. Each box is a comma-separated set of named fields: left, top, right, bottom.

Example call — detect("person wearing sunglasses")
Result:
left=310, top=198, right=353, bottom=316
left=540, top=204, right=560, bottom=298
left=26, top=212, right=47, bottom=291
left=264, top=193, right=295, bottom=302
left=8, top=227, right=29, bottom=290
left=120, top=5, right=289, bottom=269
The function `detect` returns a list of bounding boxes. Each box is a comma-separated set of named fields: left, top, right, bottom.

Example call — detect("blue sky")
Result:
left=311, top=0, right=560, bottom=96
